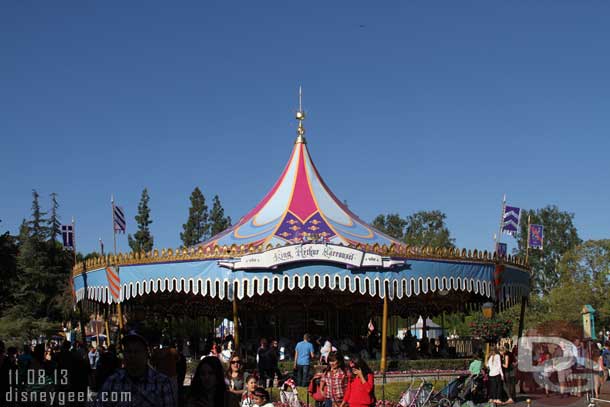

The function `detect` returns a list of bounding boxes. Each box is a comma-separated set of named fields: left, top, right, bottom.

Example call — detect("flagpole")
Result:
left=494, top=194, right=506, bottom=255
left=111, top=195, right=125, bottom=337
left=73, top=217, right=86, bottom=343
left=525, top=215, right=531, bottom=265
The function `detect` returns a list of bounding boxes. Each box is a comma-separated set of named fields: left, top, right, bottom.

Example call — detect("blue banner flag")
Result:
left=529, top=224, right=544, bottom=249
left=61, top=224, right=74, bottom=249
left=502, top=205, right=521, bottom=236
left=497, top=242, right=507, bottom=258
left=113, top=205, right=126, bottom=233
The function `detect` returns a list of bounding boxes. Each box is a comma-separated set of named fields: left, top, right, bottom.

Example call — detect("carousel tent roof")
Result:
left=72, top=94, right=531, bottom=312
left=196, top=134, right=401, bottom=251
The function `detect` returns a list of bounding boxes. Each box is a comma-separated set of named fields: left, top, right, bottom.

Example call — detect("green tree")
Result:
left=404, top=210, right=455, bottom=248
left=208, top=195, right=231, bottom=237
left=0, top=222, right=18, bottom=313
left=128, top=188, right=154, bottom=253
left=181, top=187, right=209, bottom=246
left=371, top=210, right=455, bottom=247
left=556, top=239, right=610, bottom=326
left=29, top=189, right=48, bottom=240
left=372, top=214, right=406, bottom=240
left=48, top=192, right=61, bottom=243
left=515, top=205, right=581, bottom=294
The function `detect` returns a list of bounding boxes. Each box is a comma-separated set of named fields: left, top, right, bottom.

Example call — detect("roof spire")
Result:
left=295, top=85, right=306, bottom=144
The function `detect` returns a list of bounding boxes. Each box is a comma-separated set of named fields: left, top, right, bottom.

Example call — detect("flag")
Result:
left=113, top=205, right=126, bottom=233
left=502, top=205, right=521, bottom=236
left=106, top=266, right=121, bottom=302
left=496, top=242, right=507, bottom=258
left=368, top=319, right=375, bottom=332
left=529, top=224, right=544, bottom=249
left=61, top=224, right=74, bottom=248
left=99, top=238, right=105, bottom=256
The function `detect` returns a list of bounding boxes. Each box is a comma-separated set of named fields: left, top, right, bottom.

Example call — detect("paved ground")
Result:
left=508, top=379, right=610, bottom=407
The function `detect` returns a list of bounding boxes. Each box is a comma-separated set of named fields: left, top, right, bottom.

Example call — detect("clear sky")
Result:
left=2, top=1, right=609, bottom=255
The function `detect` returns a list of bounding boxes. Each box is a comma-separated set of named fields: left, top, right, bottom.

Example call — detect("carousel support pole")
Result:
left=104, top=305, right=111, bottom=347
left=381, top=294, right=389, bottom=402
left=518, top=296, right=527, bottom=339
left=233, top=295, right=239, bottom=351
left=79, top=301, right=87, bottom=343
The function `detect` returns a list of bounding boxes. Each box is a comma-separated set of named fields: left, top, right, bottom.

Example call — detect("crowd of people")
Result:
left=2, top=330, right=609, bottom=407
left=0, top=332, right=379, bottom=407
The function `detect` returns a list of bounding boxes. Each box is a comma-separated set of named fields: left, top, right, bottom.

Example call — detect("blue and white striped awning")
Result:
left=74, top=257, right=530, bottom=307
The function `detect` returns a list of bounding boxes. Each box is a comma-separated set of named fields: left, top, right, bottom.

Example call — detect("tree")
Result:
left=48, top=192, right=61, bottom=243
left=208, top=195, right=231, bottom=237
left=128, top=188, right=154, bottom=253
left=0, top=197, right=75, bottom=344
left=556, top=239, right=610, bottom=326
left=404, top=210, right=455, bottom=248
left=181, top=187, right=209, bottom=246
left=0, top=222, right=18, bottom=313
left=371, top=210, right=455, bottom=247
left=28, top=189, right=47, bottom=240
left=372, top=214, right=406, bottom=240
left=515, top=205, right=581, bottom=294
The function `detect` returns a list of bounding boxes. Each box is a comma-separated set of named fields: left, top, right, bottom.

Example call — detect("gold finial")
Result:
left=295, top=86, right=306, bottom=144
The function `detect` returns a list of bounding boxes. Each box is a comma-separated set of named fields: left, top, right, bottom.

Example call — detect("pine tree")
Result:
left=128, top=188, right=154, bottom=253
left=208, top=195, right=231, bottom=237
left=28, top=189, right=48, bottom=240
left=48, top=192, right=61, bottom=242
left=0, top=221, right=18, bottom=313
left=181, top=187, right=209, bottom=246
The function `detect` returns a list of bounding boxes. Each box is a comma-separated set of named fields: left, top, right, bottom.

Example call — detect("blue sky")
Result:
left=1, top=1, right=609, bottom=255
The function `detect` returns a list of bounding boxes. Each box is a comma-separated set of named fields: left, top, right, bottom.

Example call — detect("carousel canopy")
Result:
left=73, top=94, right=531, bottom=314
left=195, top=130, right=400, bottom=251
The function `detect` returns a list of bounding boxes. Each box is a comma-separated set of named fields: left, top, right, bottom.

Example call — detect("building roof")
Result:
left=196, top=134, right=402, bottom=251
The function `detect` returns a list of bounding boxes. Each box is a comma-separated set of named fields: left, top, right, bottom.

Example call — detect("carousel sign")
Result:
left=218, top=243, right=406, bottom=270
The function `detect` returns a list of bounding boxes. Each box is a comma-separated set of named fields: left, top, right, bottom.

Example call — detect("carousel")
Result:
left=73, top=92, right=530, bottom=369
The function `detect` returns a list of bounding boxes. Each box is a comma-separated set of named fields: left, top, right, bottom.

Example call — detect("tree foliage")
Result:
left=48, top=192, right=61, bottom=243
left=515, top=205, right=581, bottom=294
left=208, top=195, right=231, bottom=237
left=0, top=223, right=18, bottom=313
left=372, top=214, right=407, bottom=240
left=181, top=187, right=209, bottom=246
left=0, top=193, right=75, bottom=344
left=128, top=188, right=154, bottom=253
left=372, top=210, right=455, bottom=247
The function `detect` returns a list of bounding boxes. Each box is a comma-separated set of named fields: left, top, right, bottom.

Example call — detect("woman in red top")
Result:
left=340, top=356, right=375, bottom=407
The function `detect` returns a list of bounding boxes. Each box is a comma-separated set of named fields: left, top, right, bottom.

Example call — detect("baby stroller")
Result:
left=428, top=375, right=469, bottom=407
left=280, top=378, right=302, bottom=407
left=398, top=379, right=434, bottom=407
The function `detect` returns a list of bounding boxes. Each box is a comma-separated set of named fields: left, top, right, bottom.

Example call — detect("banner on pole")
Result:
left=497, top=242, right=508, bottom=258
left=502, top=205, right=521, bottom=236
left=61, top=224, right=74, bottom=248
left=529, top=224, right=544, bottom=249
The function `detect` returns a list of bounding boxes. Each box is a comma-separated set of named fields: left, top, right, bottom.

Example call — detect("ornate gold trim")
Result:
left=73, top=242, right=530, bottom=276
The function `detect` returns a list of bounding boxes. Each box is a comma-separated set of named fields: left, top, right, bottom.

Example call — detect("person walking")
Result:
left=188, top=356, right=228, bottom=407
left=321, top=352, right=347, bottom=407
left=95, top=331, right=177, bottom=407
left=487, top=348, right=503, bottom=404
left=226, top=354, right=248, bottom=407
left=501, top=345, right=515, bottom=404
left=341, top=356, right=374, bottom=407
left=294, top=334, right=314, bottom=387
